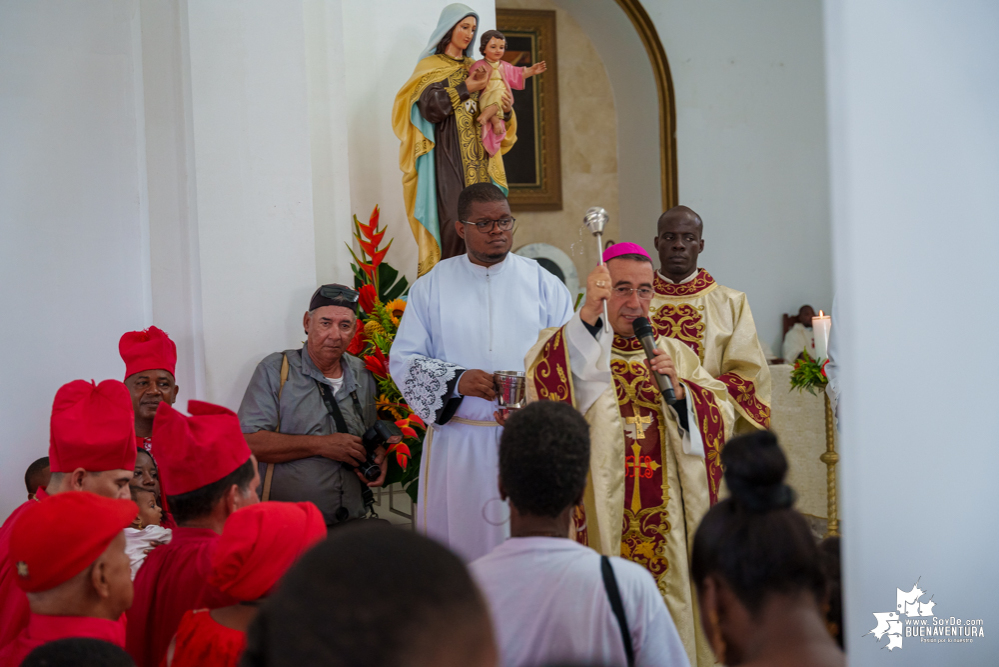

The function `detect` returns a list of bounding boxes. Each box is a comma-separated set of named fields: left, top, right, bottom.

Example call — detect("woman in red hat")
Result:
left=165, top=502, right=326, bottom=667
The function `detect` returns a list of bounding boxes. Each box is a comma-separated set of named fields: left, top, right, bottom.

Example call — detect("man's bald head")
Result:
left=656, top=205, right=703, bottom=236
left=654, top=205, right=705, bottom=282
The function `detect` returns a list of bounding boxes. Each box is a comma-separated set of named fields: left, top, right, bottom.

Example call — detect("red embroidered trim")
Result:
left=684, top=379, right=727, bottom=505
left=653, top=268, right=716, bottom=297
left=717, top=372, right=771, bottom=429
left=612, top=335, right=644, bottom=353
left=531, top=328, right=574, bottom=405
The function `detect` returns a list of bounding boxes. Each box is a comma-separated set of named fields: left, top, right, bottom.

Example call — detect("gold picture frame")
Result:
left=496, top=9, right=562, bottom=211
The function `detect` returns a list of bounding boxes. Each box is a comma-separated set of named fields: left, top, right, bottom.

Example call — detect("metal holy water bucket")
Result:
left=494, top=371, right=526, bottom=420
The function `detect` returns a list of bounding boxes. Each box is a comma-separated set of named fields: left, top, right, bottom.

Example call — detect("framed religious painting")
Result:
left=496, top=9, right=562, bottom=211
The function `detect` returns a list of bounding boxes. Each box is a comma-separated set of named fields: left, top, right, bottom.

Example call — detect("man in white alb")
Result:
left=390, top=183, right=573, bottom=562
left=470, top=400, right=688, bottom=667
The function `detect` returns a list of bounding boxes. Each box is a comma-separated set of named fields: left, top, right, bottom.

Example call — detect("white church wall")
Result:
left=561, top=0, right=832, bottom=355
left=827, top=2, right=999, bottom=664
left=305, top=0, right=356, bottom=287
left=340, top=0, right=497, bottom=281
left=184, top=0, right=320, bottom=410
left=0, top=0, right=150, bottom=519
left=140, top=0, right=208, bottom=408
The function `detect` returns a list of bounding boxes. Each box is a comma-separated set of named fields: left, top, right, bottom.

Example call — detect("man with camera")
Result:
left=237, top=284, right=387, bottom=527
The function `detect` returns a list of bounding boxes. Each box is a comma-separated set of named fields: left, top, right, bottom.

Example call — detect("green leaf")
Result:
left=385, top=275, right=409, bottom=301
left=351, top=264, right=366, bottom=289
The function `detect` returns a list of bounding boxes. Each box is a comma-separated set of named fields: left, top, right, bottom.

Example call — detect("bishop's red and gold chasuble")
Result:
left=527, top=324, right=732, bottom=667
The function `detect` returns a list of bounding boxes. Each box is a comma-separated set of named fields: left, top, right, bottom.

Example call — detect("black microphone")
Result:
left=632, top=317, right=677, bottom=406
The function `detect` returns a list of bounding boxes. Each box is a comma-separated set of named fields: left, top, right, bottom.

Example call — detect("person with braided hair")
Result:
left=691, top=430, right=844, bottom=667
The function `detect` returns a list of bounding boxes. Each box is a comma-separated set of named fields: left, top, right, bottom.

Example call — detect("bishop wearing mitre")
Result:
left=651, top=206, right=771, bottom=433
left=524, top=243, right=734, bottom=667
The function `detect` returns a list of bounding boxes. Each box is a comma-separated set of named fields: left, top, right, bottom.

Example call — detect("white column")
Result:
left=305, top=0, right=355, bottom=286
left=826, top=2, right=999, bottom=664
left=185, top=0, right=318, bottom=408
left=141, top=0, right=207, bottom=405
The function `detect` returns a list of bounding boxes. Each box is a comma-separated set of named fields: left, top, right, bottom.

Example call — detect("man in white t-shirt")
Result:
left=470, top=401, right=689, bottom=667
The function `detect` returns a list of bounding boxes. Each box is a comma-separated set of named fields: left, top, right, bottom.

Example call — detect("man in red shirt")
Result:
left=126, top=401, right=260, bottom=667
left=0, top=492, right=138, bottom=666
left=119, top=326, right=180, bottom=456
left=0, top=380, right=136, bottom=650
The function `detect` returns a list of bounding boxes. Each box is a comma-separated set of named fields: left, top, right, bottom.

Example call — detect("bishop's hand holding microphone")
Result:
left=632, top=317, right=683, bottom=405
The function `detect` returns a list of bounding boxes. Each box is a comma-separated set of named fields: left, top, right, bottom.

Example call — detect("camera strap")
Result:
left=315, top=379, right=377, bottom=518
left=314, top=380, right=362, bottom=434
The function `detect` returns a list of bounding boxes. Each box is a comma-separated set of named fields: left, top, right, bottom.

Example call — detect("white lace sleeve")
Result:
left=401, top=355, right=463, bottom=425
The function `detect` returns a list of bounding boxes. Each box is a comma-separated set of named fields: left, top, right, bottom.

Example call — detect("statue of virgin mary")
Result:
left=392, top=3, right=518, bottom=275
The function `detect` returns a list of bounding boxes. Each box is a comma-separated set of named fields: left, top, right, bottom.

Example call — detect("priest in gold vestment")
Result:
left=524, top=244, right=734, bottom=667
left=652, top=206, right=772, bottom=434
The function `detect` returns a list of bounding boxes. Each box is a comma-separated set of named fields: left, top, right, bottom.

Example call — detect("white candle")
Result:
left=812, top=310, right=831, bottom=360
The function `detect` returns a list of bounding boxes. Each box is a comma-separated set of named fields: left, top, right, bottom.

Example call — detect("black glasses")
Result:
left=613, top=286, right=654, bottom=301
left=319, top=285, right=359, bottom=302
left=460, top=217, right=516, bottom=233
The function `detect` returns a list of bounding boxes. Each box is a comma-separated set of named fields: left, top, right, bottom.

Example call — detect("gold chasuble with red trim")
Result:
left=652, top=268, right=772, bottom=434
left=526, top=325, right=733, bottom=667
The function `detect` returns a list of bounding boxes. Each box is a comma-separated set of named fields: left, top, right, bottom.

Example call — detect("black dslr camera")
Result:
left=356, top=420, right=403, bottom=482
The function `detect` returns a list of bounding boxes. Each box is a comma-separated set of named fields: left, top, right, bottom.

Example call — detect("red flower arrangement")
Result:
left=346, top=206, right=425, bottom=502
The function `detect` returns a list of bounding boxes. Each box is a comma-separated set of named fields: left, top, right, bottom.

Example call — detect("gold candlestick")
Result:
left=819, top=392, right=839, bottom=538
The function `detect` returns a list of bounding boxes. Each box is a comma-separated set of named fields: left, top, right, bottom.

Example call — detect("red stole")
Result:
left=0, top=613, right=124, bottom=667
left=126, top=527, right=238, bottom=667
left=168, top=609, right=246, bottom=667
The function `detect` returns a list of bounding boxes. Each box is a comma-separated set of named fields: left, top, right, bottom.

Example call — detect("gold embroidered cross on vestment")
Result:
left=626, top=443, right=661, bottom=513
left=625, top=413, right=652, bottom=440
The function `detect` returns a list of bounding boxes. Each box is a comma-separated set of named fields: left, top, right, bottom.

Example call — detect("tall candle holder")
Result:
left=789, top=348, right=839, bottom=538
left=820, top=392, right=839, bottom=538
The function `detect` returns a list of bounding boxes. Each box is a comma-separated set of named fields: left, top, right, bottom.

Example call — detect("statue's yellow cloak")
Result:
left=392, top=54, right=518, bottom=276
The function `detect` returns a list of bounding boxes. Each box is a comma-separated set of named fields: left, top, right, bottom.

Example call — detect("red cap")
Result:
left=50, top=380, right=137, bottom=473
left=119, top=326, right=177, bottom=380
left=602, top=242, right=652, bottom=263
left=10, top=492, right=138, bottom=592
left=209, top=502, right=326, bottom=601
left=153, top=401, right=252, bottom=497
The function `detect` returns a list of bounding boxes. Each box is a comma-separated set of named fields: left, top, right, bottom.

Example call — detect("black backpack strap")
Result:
left=601, top=555, right=635, bottom=667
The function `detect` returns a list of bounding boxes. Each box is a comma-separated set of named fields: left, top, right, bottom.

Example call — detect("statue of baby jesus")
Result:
left=470, top=30, right=547, bottom=156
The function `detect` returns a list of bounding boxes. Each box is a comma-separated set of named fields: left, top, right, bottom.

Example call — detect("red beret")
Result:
left=209, top=502, right=326, bottom=601
left=50, top=380, right=137, bottom=473
left=10, top=492, right=138, bottom=592
left=153, top=401, right=252, bottom=497
left=119, top=326, right=177, bottom=380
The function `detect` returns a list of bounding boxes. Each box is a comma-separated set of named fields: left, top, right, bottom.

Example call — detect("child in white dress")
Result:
left=124, top=486, right=172, bottom=579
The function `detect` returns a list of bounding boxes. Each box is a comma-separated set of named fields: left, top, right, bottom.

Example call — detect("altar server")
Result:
left=390, top=183, right=572, bottom=561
